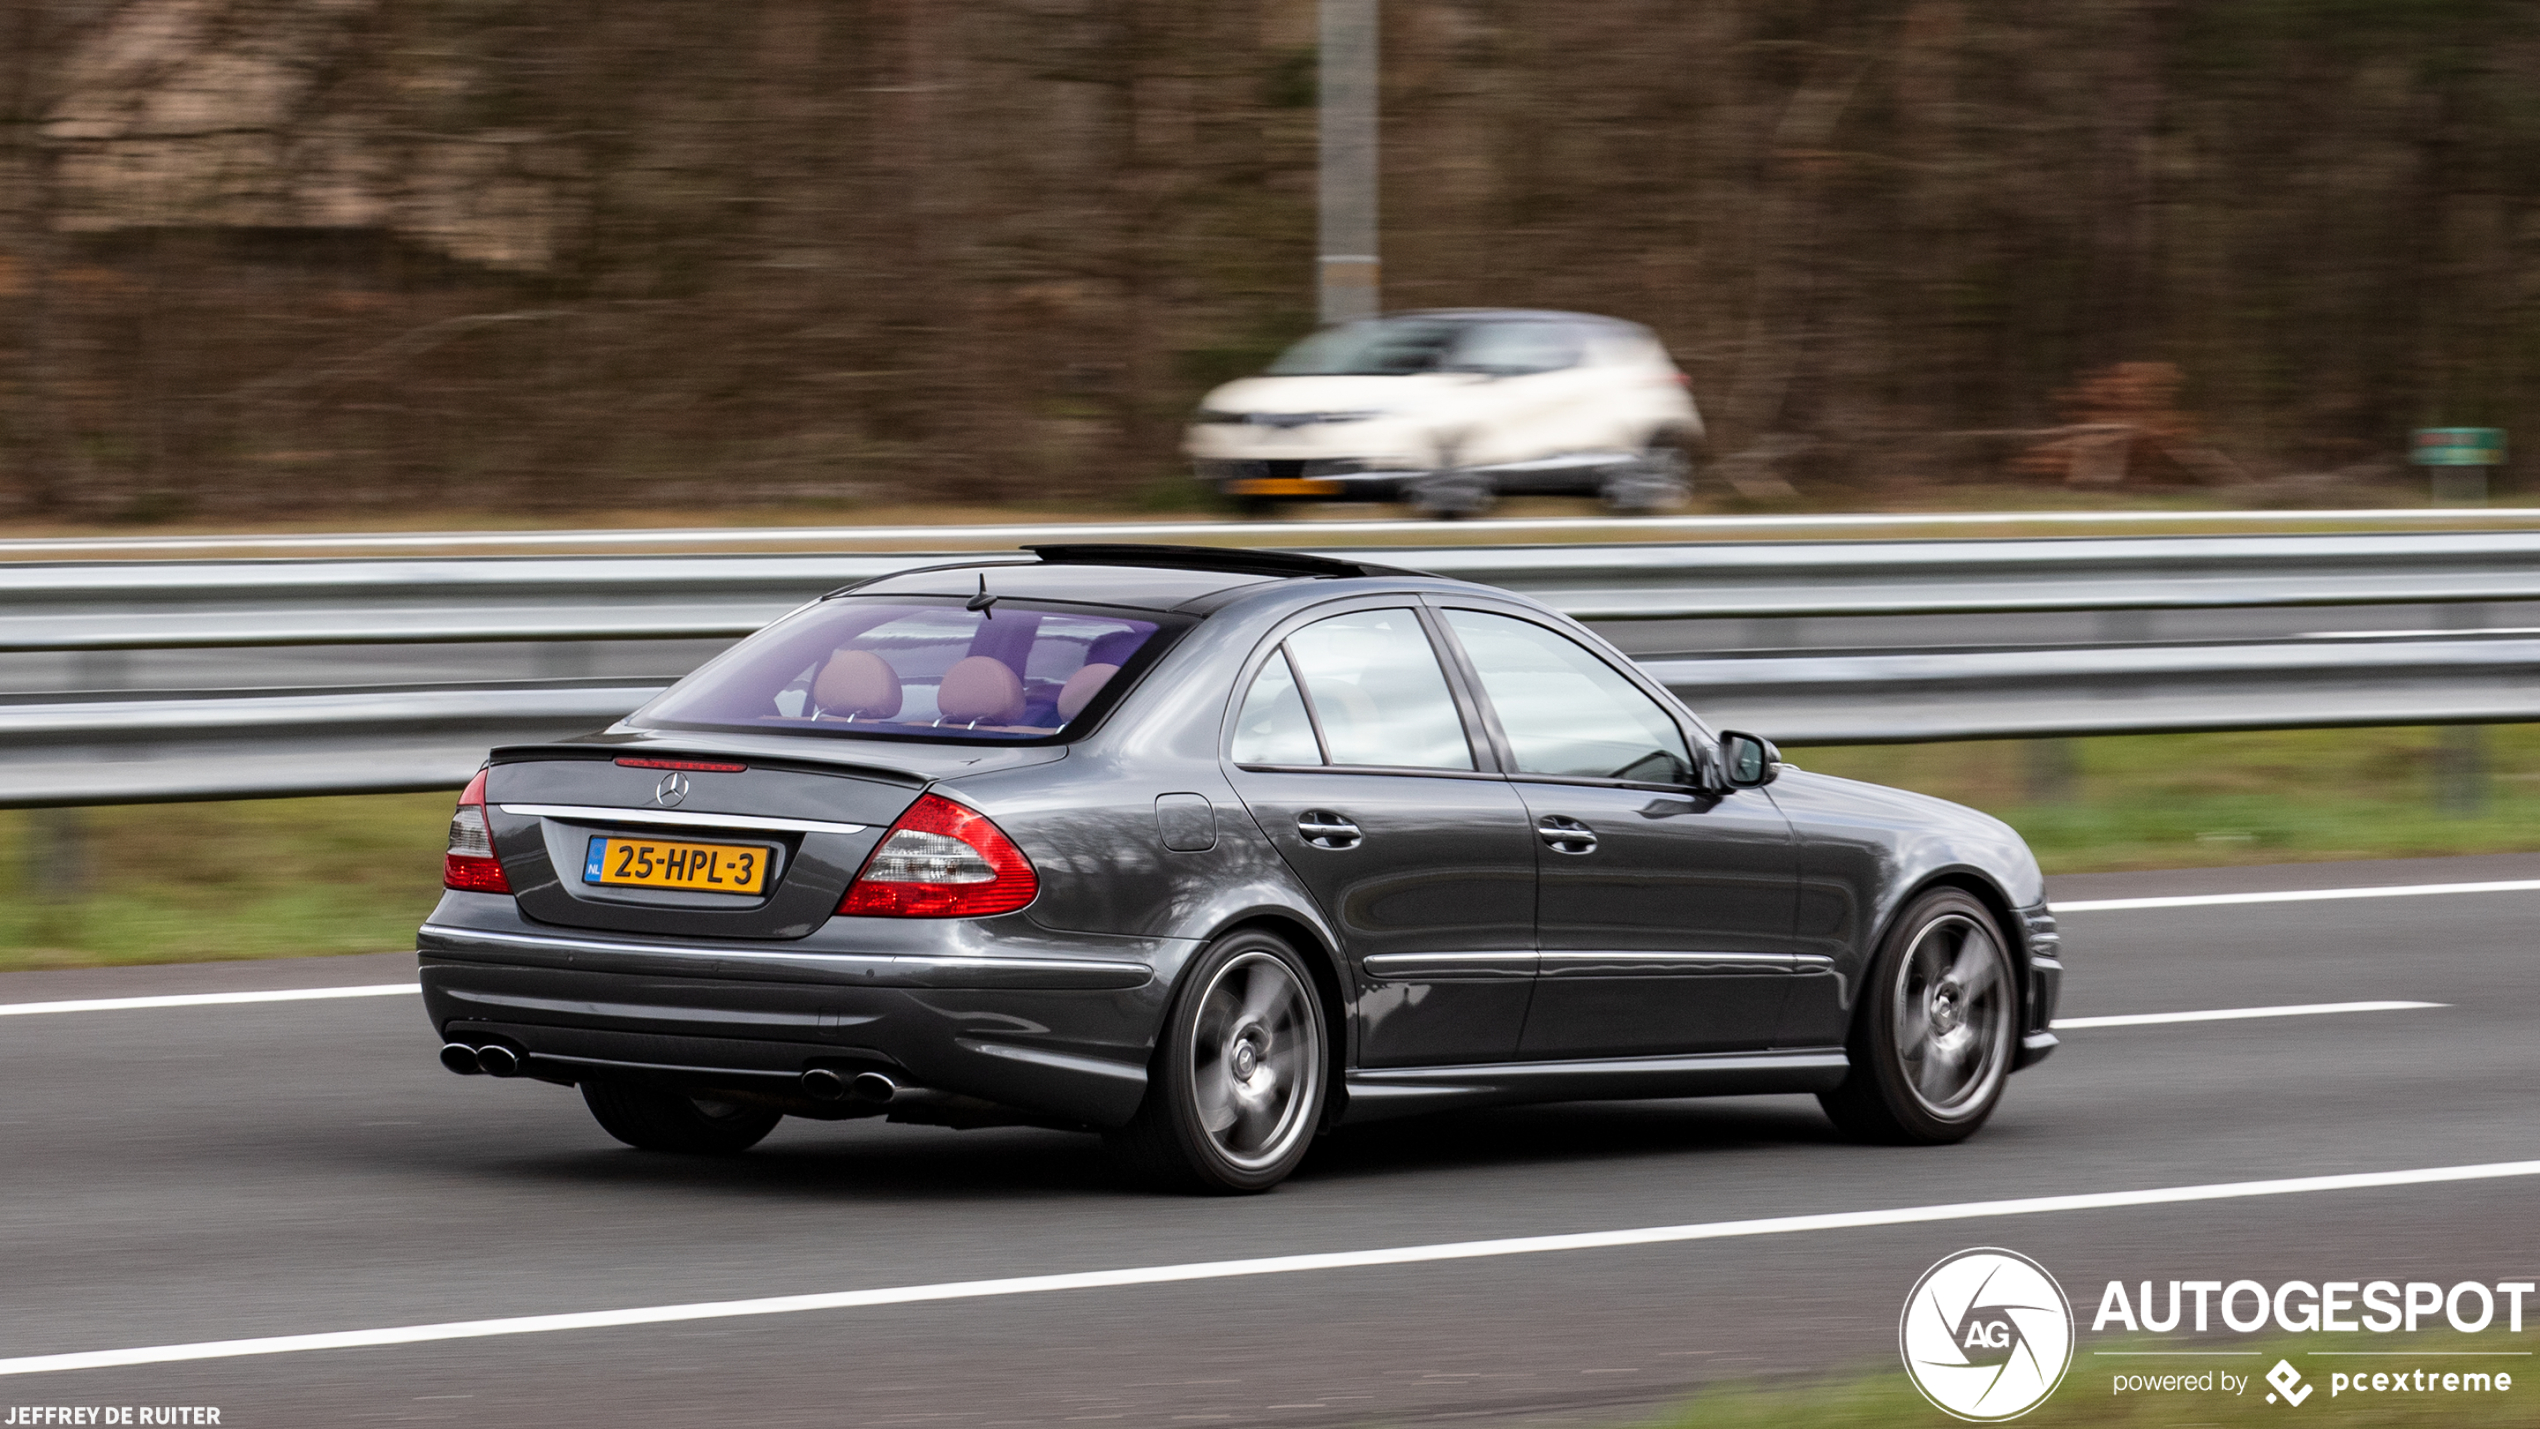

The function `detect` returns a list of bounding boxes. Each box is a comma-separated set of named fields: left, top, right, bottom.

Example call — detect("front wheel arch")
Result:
left=1864, top=870, right=2029, bottom=1037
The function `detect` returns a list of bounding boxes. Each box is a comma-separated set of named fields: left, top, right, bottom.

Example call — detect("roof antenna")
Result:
left=965, top=572, right=998, bottom=617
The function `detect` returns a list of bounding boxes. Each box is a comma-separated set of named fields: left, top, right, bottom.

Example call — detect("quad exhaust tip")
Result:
left=475, top=1044, right=524, bottom=1078
left=438, top=1043, right=482, bottom=1076
left=801, top=1067, right=897, bottom=1104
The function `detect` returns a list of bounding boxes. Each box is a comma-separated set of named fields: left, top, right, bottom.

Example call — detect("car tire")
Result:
left=1600, top=429, right=1697, bottom=514
left=581, top=1080, right=783, bottom=1155
left=1818, top=888, right=2018, bottom=1145
left=1407, top=472, right=1497, bottom=520
left=1107, top=930, right=1329, bottom=1194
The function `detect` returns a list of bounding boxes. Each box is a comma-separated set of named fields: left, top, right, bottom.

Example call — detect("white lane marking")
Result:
left=2053, top=1000, right=2443, bottom=1030
left=5, top=1158, right=2538, bottom=1378
left=2056, top=879, right=2540, bottom=912
left=0, top=984, right=419, bottom=1017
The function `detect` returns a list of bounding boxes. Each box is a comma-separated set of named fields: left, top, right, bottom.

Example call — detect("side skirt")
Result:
left=1335, top=1047, right=1850, bottom=1125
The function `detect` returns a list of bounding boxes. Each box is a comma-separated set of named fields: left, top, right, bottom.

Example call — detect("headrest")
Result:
left=1056, top=663, right=1119, bottom=722
left=935, top=656, right=1026, bottom=725
left=812, top=648, right=901, bottom=720
left=1085, top=629, right=1145, bottom=668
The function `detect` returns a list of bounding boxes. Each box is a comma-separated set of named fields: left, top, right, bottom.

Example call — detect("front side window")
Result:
left=1446, top=321, right=1581, bottom=376
left=1265, top=316, right=1466, bottom=376
left=1443, top=609, right=1693, bottom=784
left=632, top=598, right=1168, bottom=742
left=1232, top=608, right=1475, bottom=770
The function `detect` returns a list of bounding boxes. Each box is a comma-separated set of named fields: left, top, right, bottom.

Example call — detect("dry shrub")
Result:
left=2014, top=362, right=2210, bottom=486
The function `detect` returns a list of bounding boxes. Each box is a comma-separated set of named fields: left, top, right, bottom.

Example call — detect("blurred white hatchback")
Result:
left=1186, top=309, right=1703, bottom=517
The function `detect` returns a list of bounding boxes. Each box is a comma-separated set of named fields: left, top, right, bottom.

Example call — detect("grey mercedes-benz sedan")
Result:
left=422, top=543, right=2060, bottom=1192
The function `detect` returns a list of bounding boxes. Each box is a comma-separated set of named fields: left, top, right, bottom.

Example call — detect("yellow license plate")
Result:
left=583, top=836, right=773, bottom=894
left=1228, top=477, right=1342, bottom=496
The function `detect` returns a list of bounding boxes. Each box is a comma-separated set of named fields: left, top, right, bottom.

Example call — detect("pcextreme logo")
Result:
left=1901, top=1248, right=2078, bottom=1422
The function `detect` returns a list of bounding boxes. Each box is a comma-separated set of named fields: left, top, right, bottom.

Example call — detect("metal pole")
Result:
left=1318, top=0, right=1379, bottom=324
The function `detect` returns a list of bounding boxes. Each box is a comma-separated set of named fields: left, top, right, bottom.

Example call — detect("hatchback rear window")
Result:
left=630, top=598, right=1172, bottom=741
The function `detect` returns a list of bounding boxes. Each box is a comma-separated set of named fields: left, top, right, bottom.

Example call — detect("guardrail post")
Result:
left=2025, top=738, right=2079, bottom=805
left=22, top=806, right=89, bottom=901
left=2434, top=726, right=2487, bottom=817
left=2431, top=604, right=2491, bottom=817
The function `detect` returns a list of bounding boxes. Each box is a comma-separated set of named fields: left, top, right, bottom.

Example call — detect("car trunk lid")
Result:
left=481, top=744, right=946, bottom=940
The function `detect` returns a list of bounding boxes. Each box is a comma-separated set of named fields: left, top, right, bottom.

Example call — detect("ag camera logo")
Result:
left=1902, top=1248, right=2076, bottom=1421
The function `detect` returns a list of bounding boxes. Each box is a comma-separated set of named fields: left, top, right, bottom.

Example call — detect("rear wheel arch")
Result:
left=1200, top=912, right=1353, bottom=1118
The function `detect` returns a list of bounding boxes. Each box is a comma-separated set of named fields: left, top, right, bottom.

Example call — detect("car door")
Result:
left=1221, top=603, right=1539, bottom=1067
left=1434, top=604, right=1802, bottom=1059
left=1448, top=321, right=1601, bottom=486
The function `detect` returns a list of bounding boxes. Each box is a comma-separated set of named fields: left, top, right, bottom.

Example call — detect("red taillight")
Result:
left=838, top=793, right=1037, bottom=918
left=444, top=768, right=513, bottom=894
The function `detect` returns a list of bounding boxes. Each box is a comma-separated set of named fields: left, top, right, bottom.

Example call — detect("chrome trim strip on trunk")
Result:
left=417, top=923, right=1152, bottom=990
left=499, top=803, right=870, bottom=836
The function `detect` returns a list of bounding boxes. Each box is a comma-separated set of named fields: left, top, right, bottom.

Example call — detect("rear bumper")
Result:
left=417, top=896, right=1196, bottom=1129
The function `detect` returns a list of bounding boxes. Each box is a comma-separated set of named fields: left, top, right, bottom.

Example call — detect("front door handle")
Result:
left=1536, top=815, right=1597, bottom=855
left=1297, top=810, right=1362, bottom=849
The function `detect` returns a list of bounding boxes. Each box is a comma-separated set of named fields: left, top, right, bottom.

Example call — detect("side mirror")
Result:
left=1718, top=730, right=1781, bottom=789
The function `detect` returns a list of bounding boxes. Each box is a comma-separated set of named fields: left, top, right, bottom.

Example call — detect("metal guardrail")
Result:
left=1, top=527, right=2534, bottom=806
left=7, top=530, right=2540, bottom=653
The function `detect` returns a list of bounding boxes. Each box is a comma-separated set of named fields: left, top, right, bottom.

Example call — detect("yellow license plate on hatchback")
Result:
left=583, top=836, right=774, bottom=894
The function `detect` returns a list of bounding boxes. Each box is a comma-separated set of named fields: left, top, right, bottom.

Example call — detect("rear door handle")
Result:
left=1297, top=811, right=1362, bottom=849
left=1536, top=815, right=1597, bottom=855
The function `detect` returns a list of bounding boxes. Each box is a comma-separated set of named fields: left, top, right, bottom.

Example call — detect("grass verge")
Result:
left=0, top=793, right=453, bottom=972
left=1787, top=725, right=2540, bottom=874
left=2, top=726, right=2535, bottom=970
left=1626, top=1344, right=2530, bottom=1428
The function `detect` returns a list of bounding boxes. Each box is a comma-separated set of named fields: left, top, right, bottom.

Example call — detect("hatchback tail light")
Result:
left=444, top=768, right=513, bottom=894
left=838, top=793, right=1037, bottom=918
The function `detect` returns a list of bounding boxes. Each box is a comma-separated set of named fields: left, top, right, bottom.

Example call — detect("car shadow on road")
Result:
left=1294, top=1094, right=1843, bottom=1184
left=378, top=1094, right=1849, bottom=1203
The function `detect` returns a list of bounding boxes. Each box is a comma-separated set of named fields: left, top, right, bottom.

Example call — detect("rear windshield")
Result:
left=630, top=597, right=1174, bottom=742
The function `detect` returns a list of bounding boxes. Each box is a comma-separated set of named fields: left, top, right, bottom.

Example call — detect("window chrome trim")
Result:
left=499, top=803, right=870, bottom=837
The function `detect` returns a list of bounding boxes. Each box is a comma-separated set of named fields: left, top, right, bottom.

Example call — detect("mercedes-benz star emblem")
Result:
left=652, top=771, right=690, bottom=807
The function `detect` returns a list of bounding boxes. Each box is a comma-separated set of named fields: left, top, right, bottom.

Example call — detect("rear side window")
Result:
left=1232, top=608, right=1474, bottom=770
left=633, top=598, right=1170, bottom=742
left=1231, top=649, right=1323, bottom=766
left=1443, top=609, right=1693, bottom=784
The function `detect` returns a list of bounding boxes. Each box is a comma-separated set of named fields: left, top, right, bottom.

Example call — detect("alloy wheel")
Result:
left=1889, top=912, right=2012, bottom=1119
left=1188, top=950, right=1321, bottom=1171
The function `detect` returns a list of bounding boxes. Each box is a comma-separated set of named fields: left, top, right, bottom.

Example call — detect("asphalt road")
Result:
left=2, top=853, right=2535, bottom=1427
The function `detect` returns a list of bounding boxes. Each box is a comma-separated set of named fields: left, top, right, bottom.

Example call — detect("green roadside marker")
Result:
left=2411, top=428, right=2506, bottom=467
